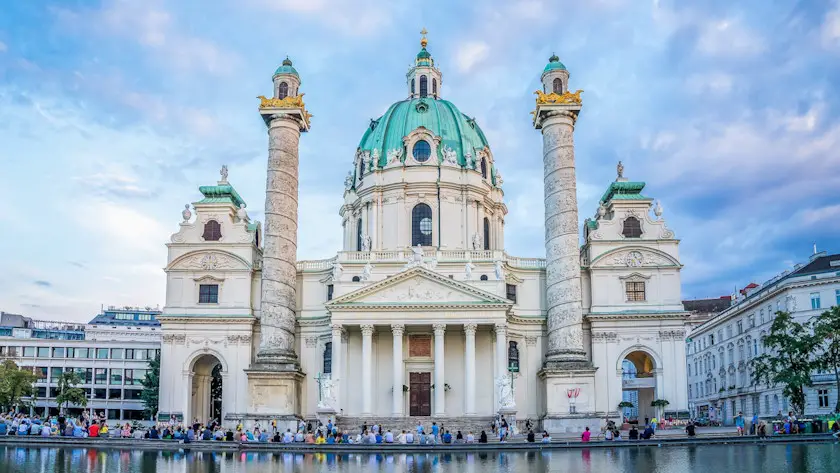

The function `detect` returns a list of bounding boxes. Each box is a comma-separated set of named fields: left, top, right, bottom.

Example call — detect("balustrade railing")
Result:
left=296, top=249, right=547, bottom=271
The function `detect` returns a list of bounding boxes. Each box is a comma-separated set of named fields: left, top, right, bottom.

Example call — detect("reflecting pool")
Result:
left=1, top=444, right=839, bottom=472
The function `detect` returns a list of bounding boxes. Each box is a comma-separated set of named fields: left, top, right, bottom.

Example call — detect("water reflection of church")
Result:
left=155, top=33, right=688, bottom=433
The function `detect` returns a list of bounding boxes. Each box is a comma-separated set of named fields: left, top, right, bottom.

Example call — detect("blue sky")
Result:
left=1, top=0, right=839, bottom=323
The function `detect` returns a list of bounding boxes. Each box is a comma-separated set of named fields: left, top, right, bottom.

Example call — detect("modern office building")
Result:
left=685, top=251, right=840, bottom=423
left=0, top=307, right=161, bottom=421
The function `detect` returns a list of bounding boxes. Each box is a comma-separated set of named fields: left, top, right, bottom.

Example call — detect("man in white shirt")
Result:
left=282, top=429, right=294, bottom=443
left=384, top=430, right=394, bottom=443
left=294, top=431, right=304, bottom=442
left=405, top=431, right=415, bottom=444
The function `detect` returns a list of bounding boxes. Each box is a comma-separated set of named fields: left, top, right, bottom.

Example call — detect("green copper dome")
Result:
left=274, top=57, right=300, bottom=78
left=543, top=53, right=567, bottom=73
left=358, top=98, right=491, bottom=168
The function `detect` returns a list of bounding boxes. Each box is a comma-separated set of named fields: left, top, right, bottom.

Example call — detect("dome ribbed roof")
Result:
left=543, top=54, right=567, bottom=73
left=358, top=98, right=490, bottom=168
left=274, top=57, right=300, bottom=78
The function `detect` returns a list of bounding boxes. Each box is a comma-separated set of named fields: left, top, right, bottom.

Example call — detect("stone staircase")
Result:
left=335, top=416, right=496, bottom=435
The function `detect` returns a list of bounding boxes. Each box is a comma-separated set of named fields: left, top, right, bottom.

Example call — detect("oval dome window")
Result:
left=413, top=140, right=431, bottom=162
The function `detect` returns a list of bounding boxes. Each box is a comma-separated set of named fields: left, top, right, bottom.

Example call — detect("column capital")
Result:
left=433, top=323, right=446, bottom=335
left=331, top=324, right=345, bottom=337
left=494, top=323, right=507, bottom=335
left=463, top=323, right=478, bottom=336
left=360, top=324, right=375, bottom=336
left=391, top=324, right=406, bottom=336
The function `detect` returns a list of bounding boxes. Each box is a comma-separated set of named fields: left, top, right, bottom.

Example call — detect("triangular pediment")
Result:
left=327, top=267, right=512, bottom=310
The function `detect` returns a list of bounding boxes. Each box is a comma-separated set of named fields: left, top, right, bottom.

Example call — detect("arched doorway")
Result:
left=621, top=350, right=657, bottom=424
left=190, top=354, right=223, bottom=425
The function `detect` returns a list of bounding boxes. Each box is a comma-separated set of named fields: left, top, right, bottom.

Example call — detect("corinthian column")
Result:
left=256, top=115, right=305, bottom=366
left=534, top=105, right=587, bottom=366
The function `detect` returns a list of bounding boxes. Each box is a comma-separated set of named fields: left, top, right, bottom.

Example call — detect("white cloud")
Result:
left=0, top=41, right=7, bottom=52
left=685, top=72, right=733, bottom=95
left=250, top=0, right=397, bottom=36
left=696, top=18, right=765, bottom=57
left=454, top=41, right=490, bottom=74
left=53, top=0, right=237, bottom=75
left=822, top=7, right=840, bottom=50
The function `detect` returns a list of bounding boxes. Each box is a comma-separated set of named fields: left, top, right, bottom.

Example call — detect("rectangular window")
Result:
left=52, top=347, right=65, bottom=358
left=506, top=284, right=518, bottom=304
left=134, top=349, right=148, bottom=360
left=49, top=387, right=60, bottom=398
left=811, top=292, right=821, bottom=310
left=836, top=289, right=840, bottom=306
left=819, top=389, right=829, bottom=408
left=110, top=348, right=124, bottom=360
left=124, top=389, right=142, bottom=400
left=737, top=321, right=743, bottom=334
left=96, top=348, right=109, bottom=359
left=748, top=316, right=755, bottom=328
left=50, top=367, right=63, bottom=379
left=94, top=388, right=107, bottom=400
left=199, top=284, right=219, bottom=304
left=726, top=325, right=733, bottom=338
left=36, top=366, right=48, bottom=381
left=138, top=314, right=152, bottom=321
left=109, top=389, right=122, bottom=400
left=760, top=309, right=764, bottom=324
left=23, top=346, right=35, bottom=357
left=110, top=369, right=123, bottom=385
left=326, top=284, right=334, bottom=301
left=94, top=368, right=107, bottom=385
left=626, top=281, right=646, bottom=302
left=37, top=347, right=50, bottom=358
left=66, top=347, right=75, bottom=358
left=709, top=334, right=715, bottom=345
left=75, top=348, right=89, bottom=359
left=36, top=387, right=46, bottom=398
left=125, top=349, right=134, bottom=359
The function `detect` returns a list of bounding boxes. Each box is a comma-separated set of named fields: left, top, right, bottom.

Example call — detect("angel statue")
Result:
left=317, top=376, right=336, bottom=409
left=494, top=260, right=505, bottom=281
left=220, top=164, right=229, bottom=183
left=331, top=261, right=343, bottom=282
left=471, top=233, right=482, bottom=251
left=465, top=258, right=476, bottom=280
left=616, top=161, right=624, bottom=179
left=361, top=261, right=373, bottom=281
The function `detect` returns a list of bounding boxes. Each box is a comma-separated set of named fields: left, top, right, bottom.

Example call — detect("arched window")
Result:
left=432, top=78, right=437, bottom=96
left=419, top=75, right=428, bottom=97
left=323, top=342, right=332, bottom=374
left=351, top=276, right=361, bottom=282
left=480, top=158, right=487, bottom=179
left=356, top=219, right=363, bottom=251
left=508, top=341, right=520, bottom=372
left=278, top=82, right=289, bottom=99
left=411, top=78, right=415, bottom=95
left=483, top=217, right=490, bottom=250
left=202, top=220, right=222, bottom=241
left=412, top=140, right=431, bottom=162
left=411, top=203, right=433, bottom=246
left=552, top=78, right=562, bottom=94
left=480, top=274, right=488, bottom=281
left=622, top=216, right=642, bottom=238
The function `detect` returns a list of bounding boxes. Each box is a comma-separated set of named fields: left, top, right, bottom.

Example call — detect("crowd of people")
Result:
left=0, top=412, right=142, bottom=438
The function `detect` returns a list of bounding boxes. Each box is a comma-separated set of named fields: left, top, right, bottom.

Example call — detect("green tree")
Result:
left=141, top=352, right=161, bottom=419
left=55, top=371, right=87, bottom=413
left=750, top=311, right=816, bottom=415
left=811, top=305, right=840, bottom=412
left=0, top=359, right=38, bottom=412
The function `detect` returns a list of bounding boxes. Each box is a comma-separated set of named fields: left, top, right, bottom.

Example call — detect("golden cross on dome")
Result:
left=420, top=27, right=428, bottom=48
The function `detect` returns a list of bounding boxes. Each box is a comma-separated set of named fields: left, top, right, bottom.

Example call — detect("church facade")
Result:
left=157, top=35, right=688, bottom=433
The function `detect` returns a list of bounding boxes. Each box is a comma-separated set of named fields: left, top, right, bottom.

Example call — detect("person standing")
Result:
left=431, top=422, right=439, bottom=444
left=751, top=413, right=758, bottom=435
left=735, top=412, right=745, bottom=436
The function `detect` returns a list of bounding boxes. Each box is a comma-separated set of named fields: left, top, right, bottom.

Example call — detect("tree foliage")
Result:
left=750, top=311, right=815, bottom=415
left=811, top=305, right=840, bottom=412
left=141, top=352, right=160, bottom=419
left=55, top=371, right=87, bottom=412
left=0, top=360, right=37, bottom=411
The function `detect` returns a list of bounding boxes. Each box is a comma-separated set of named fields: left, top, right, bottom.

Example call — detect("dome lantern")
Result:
left=541, top=52, right=570, bottom=95
left=407, top=28, right=442, bottom=99
left=273, top=56, right=302, bottom=100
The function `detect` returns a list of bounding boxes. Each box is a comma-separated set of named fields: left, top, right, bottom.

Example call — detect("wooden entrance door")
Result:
left=409, top=372, right=431, bottom=416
